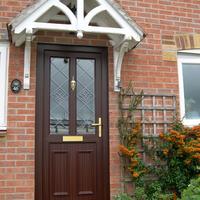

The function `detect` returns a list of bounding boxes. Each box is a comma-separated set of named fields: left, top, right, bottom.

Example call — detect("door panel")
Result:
left=50, top=146, right=71, bottom=200
left=36, top=45, right=109, bottom=200
left=75, top=144, right=96, bottom=199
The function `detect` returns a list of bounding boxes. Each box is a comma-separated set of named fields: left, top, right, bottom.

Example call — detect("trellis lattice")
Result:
left=119, top=91, right=177, bottom=193
left=121, top=94, right=176, bottom=136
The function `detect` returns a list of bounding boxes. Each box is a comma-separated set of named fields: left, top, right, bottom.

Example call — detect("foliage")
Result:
left=117, top=84, right=200, bottom=200
left=118, top=83, right=146, bottom=179
left=134, top=182, right=174, bottom=200
left=157, top=122, right=200, bottom=196
left=118, top=83, right=143, bottom=148
left=179, top=176, right=200, bottom=200
left=114, top=193, right=132, bottom=200
left=134, top=186, right=147, bottom=200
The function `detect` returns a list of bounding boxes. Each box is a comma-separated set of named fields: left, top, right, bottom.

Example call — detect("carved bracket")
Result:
left=113, top=39, right=130, bottom=92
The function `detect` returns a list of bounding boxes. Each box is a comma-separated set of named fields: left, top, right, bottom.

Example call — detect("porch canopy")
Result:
left=8, top=0, right=145, bottom=91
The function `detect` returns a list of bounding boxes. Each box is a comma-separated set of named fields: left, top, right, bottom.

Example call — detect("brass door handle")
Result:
left=92, top=117, right=102, bottom=138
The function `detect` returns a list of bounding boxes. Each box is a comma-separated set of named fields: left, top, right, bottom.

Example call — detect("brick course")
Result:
left=1, top=0, right=200, bottom=199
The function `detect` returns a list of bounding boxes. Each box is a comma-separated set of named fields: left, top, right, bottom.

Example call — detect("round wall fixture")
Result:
left=11, top=79, right=22, bottom=94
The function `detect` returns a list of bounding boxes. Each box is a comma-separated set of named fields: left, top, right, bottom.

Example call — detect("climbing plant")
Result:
left=118, top=83, right=146, bottom=180
left=117, top=83, right=200, bottom=200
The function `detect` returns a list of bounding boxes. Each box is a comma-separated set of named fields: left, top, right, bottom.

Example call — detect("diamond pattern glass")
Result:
left=50, top=57, right=69, bottom=134
left=76, top=59, right=95, bottom=134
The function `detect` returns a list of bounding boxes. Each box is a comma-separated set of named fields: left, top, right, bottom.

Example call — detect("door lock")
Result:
left=92, top=118, right=102, bottom=138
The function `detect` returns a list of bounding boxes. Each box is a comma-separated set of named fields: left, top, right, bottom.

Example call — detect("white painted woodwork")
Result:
left=0, top=43, right=9, bottom=130
left=14, top=0, right=77, bottom=34
left=31, top=22, right=76, bottom=32
left=177, top=52, right=200, bottom=126
left=114, top=40, right=130, bottom=91
left=23, top=35, right=32, bottom=90
left=85, top=26, right=127, bottom=35
left=10, top=0, right=144, bottom=91
left=84, top=5, right=106, bottom=26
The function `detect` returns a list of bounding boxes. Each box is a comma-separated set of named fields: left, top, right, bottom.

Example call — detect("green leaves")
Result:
left=181, top=177, right=200, bottom=200
left=118, top=84, right=200, bottom=199
left=114, top=193, right=132, bottom=200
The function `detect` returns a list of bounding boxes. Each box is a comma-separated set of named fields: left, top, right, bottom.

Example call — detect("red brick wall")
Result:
left=117, top=0, right=200, bottom=93
left=1, top=0, right=200, bottom=199
left=0, top=43, right=35, bottom=200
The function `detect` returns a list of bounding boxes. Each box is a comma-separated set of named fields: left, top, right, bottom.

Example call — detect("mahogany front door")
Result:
left=35, top=45, right=109, bottom=200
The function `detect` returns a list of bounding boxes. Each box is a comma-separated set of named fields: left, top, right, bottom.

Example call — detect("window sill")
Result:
left=182, top=119, right=200, bottom=127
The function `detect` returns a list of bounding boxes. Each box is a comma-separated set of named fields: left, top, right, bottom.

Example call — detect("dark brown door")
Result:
left=35, top=45, right=109, bottom=200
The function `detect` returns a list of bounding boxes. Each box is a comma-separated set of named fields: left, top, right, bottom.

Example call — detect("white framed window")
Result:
left=0, top=42, right=9, bottom=130
left=178, top=50, right=200, bottom=126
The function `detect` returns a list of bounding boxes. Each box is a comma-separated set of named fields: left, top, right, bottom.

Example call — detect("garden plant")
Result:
left=116, top=84, right=200, bottom=200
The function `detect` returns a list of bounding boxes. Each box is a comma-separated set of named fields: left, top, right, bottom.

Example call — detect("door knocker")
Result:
left=70, top=76, right=76, bottom=91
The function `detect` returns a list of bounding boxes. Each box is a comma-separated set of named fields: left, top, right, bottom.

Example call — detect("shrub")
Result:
left=157, top=122, right=200, bottom=196
left=180, top=177, right=200, bottom=200
left=134, top=182, right=174, bottom=200
left=114, top=193, right=132, bottom=200
left=134, top=186, right=147, bottom=200
left=117, top=85, right=200, bottom=199
left=119, top=120, right=200, bottom=198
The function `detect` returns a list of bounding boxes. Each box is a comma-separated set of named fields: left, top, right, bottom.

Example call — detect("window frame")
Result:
left=0, top=42, right=9, bottom=130
left=178, top=51, right=200, bottom=126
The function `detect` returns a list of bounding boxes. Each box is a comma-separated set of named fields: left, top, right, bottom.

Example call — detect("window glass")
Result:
left=178, top=52, right=200, bottom=126
left=182, top=63, right=200, bottom=120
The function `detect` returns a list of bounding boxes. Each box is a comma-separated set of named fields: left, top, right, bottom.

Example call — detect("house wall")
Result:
left=1, top=0, right=200, bottom=199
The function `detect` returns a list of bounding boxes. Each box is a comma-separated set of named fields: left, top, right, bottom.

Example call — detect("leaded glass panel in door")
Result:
left=50, top=57, right=69, bottom=134
left=76, top=59, right=95, bottom=134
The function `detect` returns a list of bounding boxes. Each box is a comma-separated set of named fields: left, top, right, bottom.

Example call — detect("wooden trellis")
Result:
left=122, top=93, right=176, bottom=135
left=120, top=93, right=177, bottom=194
left=139, top=94, right=176, bottom=136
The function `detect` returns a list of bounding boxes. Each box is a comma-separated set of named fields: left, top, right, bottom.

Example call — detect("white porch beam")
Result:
left=31, top=22, right=76, bottom=32
left=77, top=0, right=84, bottom=26
left=76, top=0, right=84, bottom=38
left=30, top=22, right=128, bottom=36
left=85, top=26, right=127, bottom=35
left=23, top=34, right=32, bottom=90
